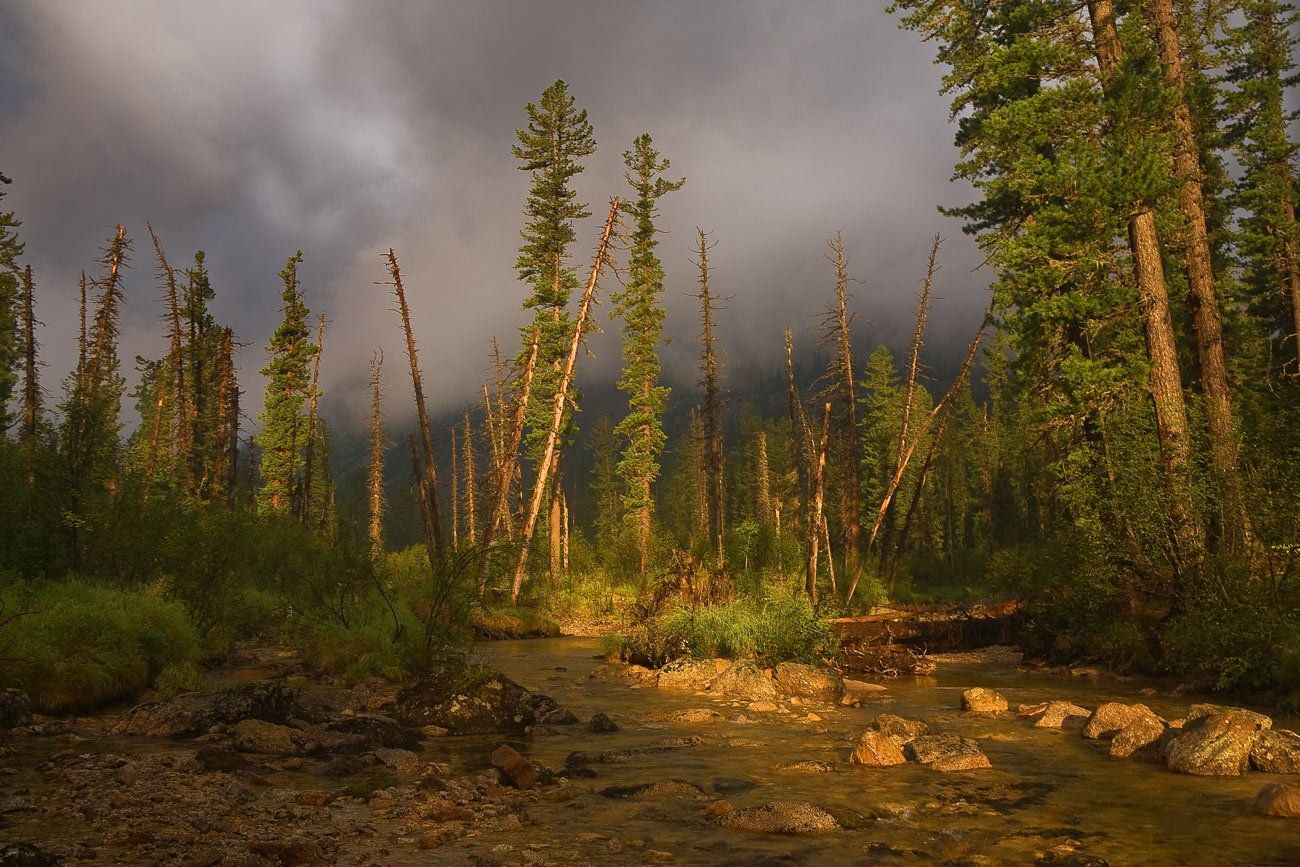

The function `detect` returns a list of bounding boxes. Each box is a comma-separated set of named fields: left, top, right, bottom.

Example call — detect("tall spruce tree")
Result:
left=256, top=252, right=315, bottom=515
left=612, top=134, right=683, bottom=578
left=1224, top=0, right=1300, bottom=371
left=0, top=174, right=24, bottom=434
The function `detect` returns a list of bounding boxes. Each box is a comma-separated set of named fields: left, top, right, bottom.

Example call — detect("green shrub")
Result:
left=0, top=580, right=200, bottom=712
left=635, top=591, right=837, bottom=665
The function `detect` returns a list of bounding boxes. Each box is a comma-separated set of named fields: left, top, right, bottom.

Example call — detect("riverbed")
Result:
left=2, top=637, right=1298, bottom=865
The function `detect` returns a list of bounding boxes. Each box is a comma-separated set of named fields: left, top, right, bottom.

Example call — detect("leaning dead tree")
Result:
left=386, top=249, right=445, bottom=560
left=509, top=197, right=619, bottom=603
left=878, top=234, right=939, bottom=574
left=844, top=303, right=990, bottom=602
left=694, top=229, right=726, bottom=571
left=366, top=349, right=386, bottom=560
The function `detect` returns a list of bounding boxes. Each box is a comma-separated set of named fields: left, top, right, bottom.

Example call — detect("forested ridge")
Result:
left=0, top=0, right=1298, bottom=722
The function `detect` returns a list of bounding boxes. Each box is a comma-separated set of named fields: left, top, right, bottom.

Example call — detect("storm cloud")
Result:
left=0, top=0, right=989, bottom=427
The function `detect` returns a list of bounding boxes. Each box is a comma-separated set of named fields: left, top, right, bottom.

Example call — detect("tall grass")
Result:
left=0, top=580, right=201, bottom=712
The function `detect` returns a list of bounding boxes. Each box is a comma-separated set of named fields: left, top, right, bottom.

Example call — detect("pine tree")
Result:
left=256, top=252, right=315, bottom=515
left=0, top=175, right=24, bottom=434
left=512, top=80, right=597, bottom=575
left=612, top=134, right=684, bottom=578
left=1224, top=0, right=1300, bottom=371
left=19, top=264, right=40, bottom=447
left=694, top=230, right=726, bottom=570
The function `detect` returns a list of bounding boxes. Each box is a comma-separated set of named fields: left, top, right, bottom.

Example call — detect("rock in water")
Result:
left=588, top=712, right=620, bottom=733
left=715, top=801, right=841, bottom=834
left=600, top=780, right=707, bottom=800
left=230, top=719, right=318, bottom=756
left=490, top=744, right=538, bottom=789
left=1082, top=702, right=1157, bottom=740
left=1109, top=710, right=1167, bottom=759
left=905, top=734, right=991, bottom=771
left=1250, top=729, right=1300, bottom=774
left=319, top=713, right=421, bottom=752
left=1254, top=783, right=1300, bottom=818
left=774, top=663, right=844, bottom=703
left=961, top=687, right=1007, bottom=715
left=1187, top=703, right=1272, bottom=730
left=114, top=683, right=304, bottom=738
left=0, top=690, right=33, bottom=729
left=656, top=658, right=731, bottom=692
left=850, top=730, right=907, bottom=766
left=393, top=668, right=536, bottom=734
left=868, top=714, right=928, bottom=746
left=1019, top=701, right=1091, bottom=730
left=1166, top=710, right=1269, bottom=776
left=709, top=664, right=779, bottom=702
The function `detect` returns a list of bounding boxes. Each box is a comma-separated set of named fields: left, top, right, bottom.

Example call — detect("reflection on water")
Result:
left=464, top=637, right=1300, bottom=865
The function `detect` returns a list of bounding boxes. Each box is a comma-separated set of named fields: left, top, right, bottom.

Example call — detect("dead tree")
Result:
left=450, top=424, right=460, bottom=548
left=819, top=231, right=862, bottom=564
left=409, top=433, right=438, bottom=567
left=879, top=235, right=939, bottom=573
left=367, top=349, right=386, bottom=560
left=510, top=198, right=619, bottom=603
left=463, top=411, right=477, bottom=545
left=805, top=403, right=832, bottom=603
left=845, top=306, right=990, bottom=602
left=386, top=250, right=445, bottom=559
left=694, top=229, right=726, bottom=571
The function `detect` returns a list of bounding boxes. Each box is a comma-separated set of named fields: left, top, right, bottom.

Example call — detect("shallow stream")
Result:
left=454, top=637, right=1300, bottom=865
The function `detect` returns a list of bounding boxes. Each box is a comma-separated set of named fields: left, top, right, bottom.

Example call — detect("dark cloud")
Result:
left=1, top=0, right=987, bottom=428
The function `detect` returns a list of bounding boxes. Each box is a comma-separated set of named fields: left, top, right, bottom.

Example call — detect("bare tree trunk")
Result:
left=481, top=325, right=540, bottom=572
left=822, top=513, right=837, bottom=597
left=1287, top=196, right=1300, bottom=371
left=463, top=411, right=477, bottom=545
left=301, top=314, right=325, bottom=525
left=846, top=307, right=989, bottom=602
left=881, top=235, right=939, bottom=573
left=450, top=424, right=460, bottom=548
left=561, top=487, right=571, bottom=576
left=805, top=403, right=832, bottom=603
left=549, top=459, right=562, bottom=581
left=409, top=433, right=438, bottom=569
left=510, top=199, right=619, bottom=603
left=367, top=350, right=386, bottom=560
left=1087, top=0, right=1203, bottom=573
left=825, top=232, right=861, bottom=563
left=1148, top=0, right=1247, bottom=549
left=387, top=250, right=445, bottom=559
left=694, top=229, right=726, bottom=571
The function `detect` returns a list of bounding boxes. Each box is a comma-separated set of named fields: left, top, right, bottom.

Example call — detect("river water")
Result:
left=448, top=637, right=1300, bottom=865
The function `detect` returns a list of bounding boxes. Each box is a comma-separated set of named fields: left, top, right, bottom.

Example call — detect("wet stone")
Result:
left=715, top=801, right=841, bottom=834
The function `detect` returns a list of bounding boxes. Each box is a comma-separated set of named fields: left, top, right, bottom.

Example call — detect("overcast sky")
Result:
left=0, top=0, right=990, bottom=428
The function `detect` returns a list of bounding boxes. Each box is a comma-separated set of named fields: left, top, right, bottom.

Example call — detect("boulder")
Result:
left=1019, top=701, right=1090, bottom=730
left=850, top=730, right=906, bottom=766
left=1109, top=711, right=1167, bottom=759
left=868, top=714, right=928, bottom=746
left=714, top=801, right=841, bottom=834
left=393, top=668, right=536, bottom=735
left=656, top=658, right=731, bottom=692
left=601, top=779, right=707, bottom=800
left=319, top=713, right=421, bottom=752
left=1251, top=729, right=1300, bottom=774
left=490, top=744, right=538, bottom=789
left=0, top=689, right=33, bottom=729
left=114, top=682, right=305, bottom=738
left=1254, top=783, right=1300, bottom=818
left=708, top=664, right=779, bottom=702
left=773, top=760, right=834, bottom=774
left=588, top=712, right=620, bottom=733
left=905, top=734, right=991, bottom=771
left=1082, top=702, right=1157, bottom=740
left=961, top=687, right=1007, bottom=715
left=372, top=747, right=424, bottom=775
left=647, top=708, right=725, bottom=724
left=230, top=719, right=318, bottom=756
left=528, top=693, right=578, bottom=725
left=1167, top=710, right=1269, bottom=776
left=1187, top=704, right=1272, bottom=730
left=774, top=663, right=844, bottom=703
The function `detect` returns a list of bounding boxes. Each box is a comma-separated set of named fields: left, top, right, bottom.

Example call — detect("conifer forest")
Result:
left=0, top=1, right=1299, bottom=863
